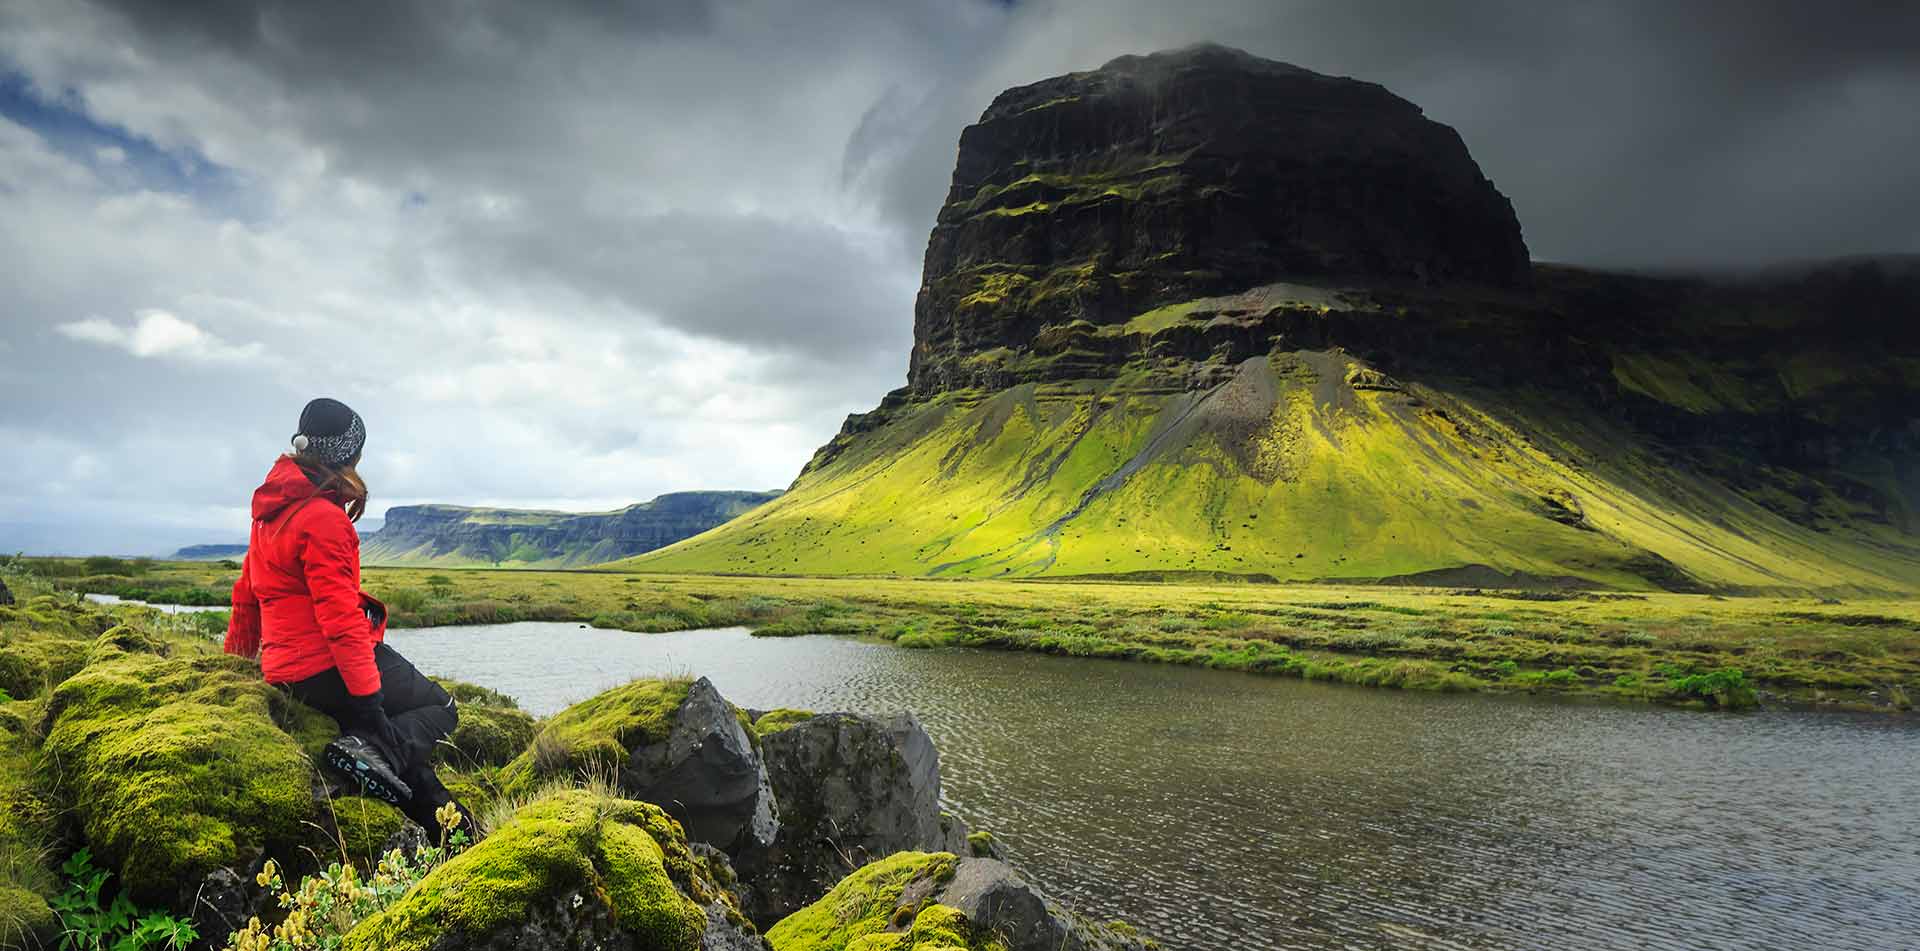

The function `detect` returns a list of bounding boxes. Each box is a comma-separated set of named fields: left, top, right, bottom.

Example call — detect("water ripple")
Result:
left=387, top=623, right=1920, bottom=951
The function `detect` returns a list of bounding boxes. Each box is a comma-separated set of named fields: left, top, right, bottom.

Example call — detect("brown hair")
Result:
left=288, top=451, right=370, bottom=523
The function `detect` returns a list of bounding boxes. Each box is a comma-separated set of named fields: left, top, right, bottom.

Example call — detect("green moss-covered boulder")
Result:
left=342, top=789, right=763, bottom=951
left=0, top=598, right=105, bottom=700
left=766, top=852, right=960, bottom=951
left=38, top=634, right=333, bottom=904
left=499, top=678, right=692, bottom=792
left=846, top=905, right=1008, bottom=951
left=767, top=853, right=1152, bottom=951
left=500, top=677, right=778, bottom=861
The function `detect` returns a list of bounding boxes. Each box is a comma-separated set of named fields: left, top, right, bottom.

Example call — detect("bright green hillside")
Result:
left=625, top=348, right=1920, bottom=595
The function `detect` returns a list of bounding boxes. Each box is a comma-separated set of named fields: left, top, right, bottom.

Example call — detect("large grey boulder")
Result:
left=624, top=677, right=780, bottom=860
left=742, top=711, right=954, bottom=925
left=907, top=858, right=1152, bottom=951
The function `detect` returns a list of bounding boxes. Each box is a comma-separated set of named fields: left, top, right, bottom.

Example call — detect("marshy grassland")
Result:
left=25, top=556, right=1919, bottom=713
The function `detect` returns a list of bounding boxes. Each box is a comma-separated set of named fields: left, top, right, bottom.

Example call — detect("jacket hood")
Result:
left=251, top=456, right=330, bottom=522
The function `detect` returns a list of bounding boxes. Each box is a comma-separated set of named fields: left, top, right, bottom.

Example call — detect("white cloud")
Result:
left=54, top=309, right=265, bottom=363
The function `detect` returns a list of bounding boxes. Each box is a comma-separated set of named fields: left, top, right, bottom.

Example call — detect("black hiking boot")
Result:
left=322, top=735, right=414, bottom=805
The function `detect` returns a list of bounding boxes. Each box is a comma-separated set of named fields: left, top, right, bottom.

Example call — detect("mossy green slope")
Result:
left=343, top=790, right=721, bottom=951
left=626, top=351, right=1920, bottom=594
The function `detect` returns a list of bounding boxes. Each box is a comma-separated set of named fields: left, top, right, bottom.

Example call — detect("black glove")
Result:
left=343, top=691, right=410, bottom=771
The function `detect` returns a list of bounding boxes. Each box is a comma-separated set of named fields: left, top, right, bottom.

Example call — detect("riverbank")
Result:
left=22, top=557, right=1919, bottom=713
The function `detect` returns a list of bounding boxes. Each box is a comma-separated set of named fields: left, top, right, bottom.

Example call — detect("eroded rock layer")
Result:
left=911, top=43, right=1528, bottom=394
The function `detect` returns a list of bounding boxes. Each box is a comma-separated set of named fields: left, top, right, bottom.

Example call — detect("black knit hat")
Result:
left=293, top=398, right=366, bottom=466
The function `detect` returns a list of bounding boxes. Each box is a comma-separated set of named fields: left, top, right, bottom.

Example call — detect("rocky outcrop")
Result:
left=766, top=852, right=1149, bottom=951
left=910, top=42, right=1528, bottom=395
left=923, top=858, right=1150, bottom=951
left=342, top=790, right=767, bottom=951
left=743, top=712, right=957, bottom=925
left=362, top=491, right=780, bottom=567
left=501, top=677, right=780, bottom=861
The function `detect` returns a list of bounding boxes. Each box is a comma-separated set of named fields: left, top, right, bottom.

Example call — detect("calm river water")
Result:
left=381, top=621, right=1916, bottom=951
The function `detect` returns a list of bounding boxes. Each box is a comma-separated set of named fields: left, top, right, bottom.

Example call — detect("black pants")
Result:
left=283, top=643, right=459, bottom=831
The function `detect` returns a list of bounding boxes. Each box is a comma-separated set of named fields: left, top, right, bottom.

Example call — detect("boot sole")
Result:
left=322, top=745, right=413, bottom=805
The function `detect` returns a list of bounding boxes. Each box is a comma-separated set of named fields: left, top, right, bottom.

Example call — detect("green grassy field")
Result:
left=22, top=557, right=1919, bottom=713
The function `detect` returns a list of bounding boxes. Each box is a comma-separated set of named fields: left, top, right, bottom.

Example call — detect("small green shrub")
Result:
left=381, top=587, right=430, bottom=613
left=1664, top=667, right=1758, bottom=709
left=225, top=803, right=471, bottom=951
left=50, top=848, right=197, bottom=951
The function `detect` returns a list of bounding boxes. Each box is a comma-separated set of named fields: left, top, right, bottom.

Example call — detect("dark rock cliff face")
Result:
left=362, top=491, right=780, bottom=566
left=909, top=43, right=1529, bottom=394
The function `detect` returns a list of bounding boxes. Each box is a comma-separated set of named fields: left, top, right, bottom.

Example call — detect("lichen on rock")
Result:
left=747, top=712, right=952, bottom=925
left=341, top=789, right=764, bottom=951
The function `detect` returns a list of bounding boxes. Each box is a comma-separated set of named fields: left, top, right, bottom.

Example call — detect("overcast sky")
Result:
left=2, top=0, right=1916, bottom=555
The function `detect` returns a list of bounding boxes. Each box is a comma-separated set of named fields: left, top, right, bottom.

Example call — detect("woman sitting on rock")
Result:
left=224, top=397, right=475, bottom=838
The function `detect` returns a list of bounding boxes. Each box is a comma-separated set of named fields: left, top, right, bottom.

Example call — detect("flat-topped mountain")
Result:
left=626, top=47, right=1920, bottom=594
left=362, top=491, right=779, bottom=567
left=912, top=43, right=1528, bottom=394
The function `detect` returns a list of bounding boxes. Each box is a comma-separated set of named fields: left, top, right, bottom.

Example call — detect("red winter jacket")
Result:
left=224, top=457, right=387, bottom=695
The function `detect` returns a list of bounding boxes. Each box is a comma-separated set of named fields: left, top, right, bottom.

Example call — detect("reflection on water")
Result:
left=386, top=621, right=1920, bottom=951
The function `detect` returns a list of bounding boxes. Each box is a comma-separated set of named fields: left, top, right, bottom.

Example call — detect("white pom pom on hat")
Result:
left=292, top=434, right=310, bottom=451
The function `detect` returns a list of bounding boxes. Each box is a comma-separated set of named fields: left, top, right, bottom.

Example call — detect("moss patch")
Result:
left=0, top=882, right=56, bottom=950
left=497, top=679, right=691, bottom=795
left=441, top=700, right=536, bottom=769
left=752, top=708, right=816, bottom=736
left=766, top=851, right=960, bottom=951
left=343, top=790, right=714, bottom=951
left=38, top=631, right=332, bottom=902
left=0, top=597, right=107, bottom=700
left=844, top=904, right=1009, bottom=951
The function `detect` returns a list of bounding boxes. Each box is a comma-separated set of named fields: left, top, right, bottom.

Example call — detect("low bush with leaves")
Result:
left=51, top=848, right=196, bottom=951
left=225, top=803, right=469, bottom=951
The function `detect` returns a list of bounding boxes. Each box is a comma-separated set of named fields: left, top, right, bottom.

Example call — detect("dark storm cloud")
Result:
left=863, top=0, right=1920, bottom=268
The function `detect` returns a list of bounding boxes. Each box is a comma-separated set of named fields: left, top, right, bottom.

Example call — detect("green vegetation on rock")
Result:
left=342, top=790, right=717, bottom=951
left=40, top=626, right=333, bottom=902
left=432, top=679, right=536, bottom=769
left=765, top=851, right=963, bottom=951
left=753, top=709, right=816, bottom=736
left=497, top=679, right=692, bottom=795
